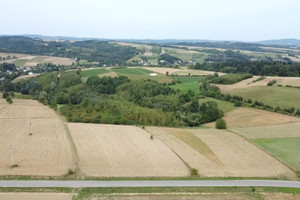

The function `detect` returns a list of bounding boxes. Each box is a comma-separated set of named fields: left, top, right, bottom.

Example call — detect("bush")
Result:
left=267, top=80, right=277, bottom=86
left=2, top=91, right=9, bottom=99
left=190, top=168, right=198, bottom=176
left=216, top=119, right=226, bottom=129
left=6, top=97, right=12, bottom=104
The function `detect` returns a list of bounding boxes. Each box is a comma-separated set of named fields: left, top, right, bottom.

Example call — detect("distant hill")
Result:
left=258, top=39, right=300, bottom=46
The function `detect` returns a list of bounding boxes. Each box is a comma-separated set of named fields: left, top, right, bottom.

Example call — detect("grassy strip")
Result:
left=76, top=186, right=300, bottom=199
left=0, top=187, right=73, bottom=193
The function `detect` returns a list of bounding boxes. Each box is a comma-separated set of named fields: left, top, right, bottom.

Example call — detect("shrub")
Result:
left=267, top=80, right=277, bottom=86
left=216, top=119, right=226, bottom=129
left=190, top=168, right=198, bottom=176
left=6, top=97, right=12, bottom=104
left=2, top=91, right=9, bottom=99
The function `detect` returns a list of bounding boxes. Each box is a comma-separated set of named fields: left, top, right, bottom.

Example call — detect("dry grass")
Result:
left=0, top=193, right=72, bottom=200
left=97, top=71, right=119, bottom=78
left=143, top=67, right=225, bottom=76
left=0, top=99, right=74, bottom=176
left=146, top=127, right=295, bottom=178
left=263, top=193, right=300, bottom=200
left=233, top=122, right=300, bottom=139
left=205, top=107, right=300, bottom=129
left=68, top=123, right=189, bottom=178
left=12, top=74, right=40, bottom=83
left=87, top=193, right=257, bottom=200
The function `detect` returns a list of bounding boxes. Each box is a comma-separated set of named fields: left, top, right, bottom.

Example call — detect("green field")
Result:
left=81, top=68, right=109, bottom=77
left=111, top=67, right=172, bottom=83
left=230, top=86, right=300, bottom=110
left=252, top=138, right=300, bottom=171
left=199, top=97, right=236, bottom=113
left=170, top=76, right=206, bottom=94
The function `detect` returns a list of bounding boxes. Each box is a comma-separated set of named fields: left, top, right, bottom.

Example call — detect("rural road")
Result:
left=0, top=180, right=300, bottom=188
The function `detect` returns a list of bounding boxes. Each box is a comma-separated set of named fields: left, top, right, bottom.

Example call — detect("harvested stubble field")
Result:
left=214, top=76, right=300, bottom=93
left=0, top=193, right=72, bottom=200
left=146, top=127, right=295, bottom=178
left=144, top=67, right=225, bottom=76
left=233, top=122, right=300, bottom=139
left=0, top=99, right=74, bottom=176
left=12, top=73, right=40, bottom=83
left=68, top=123, right=189, bottom=177
left=205, top=107, right=300, bottom=129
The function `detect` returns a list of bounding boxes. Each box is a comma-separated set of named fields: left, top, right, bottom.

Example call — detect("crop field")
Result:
left=233, top=122, right=300, bottom=139
left=252, top=138, right=300, bottom=171
left=68, top=123, right=189, bottom=177
left=146, top=127, right=294, bottom=178
left=0, top=99, right=74, bottom=176
left=12, top=74, right=40, bottom=83
left=0, top=53, right=75, bottom=67
left=81, top=68, right=109, bottom=77
left=206, top=107, right=300, bottom=128
left=198, top=97, right=236, bottom=113
left=0, top=193, right=72, bottom=200
left=229, top=86, right=300, bottom=110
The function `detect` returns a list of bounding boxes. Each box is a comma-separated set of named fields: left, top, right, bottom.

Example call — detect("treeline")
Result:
left=209, top=73, right=253, bottom=85
left=4, top=70, right=225, bottom=127
left=0, top=36, right=138, bottom=65
left=191, top=61, right=300, bottom=77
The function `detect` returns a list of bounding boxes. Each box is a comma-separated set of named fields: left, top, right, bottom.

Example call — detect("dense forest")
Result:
left=191, top=61, right=300, bottom=77
left=0, top=36, right=138, bottom=65
left=5, top=71, right=223, bottom=127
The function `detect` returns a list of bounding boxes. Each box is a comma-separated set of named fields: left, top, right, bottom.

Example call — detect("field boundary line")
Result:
left=144, top=127, right=192, bottom=176
left=227, top=129, right=298, bottom=178
left=55, top=110, right=83, bottom=179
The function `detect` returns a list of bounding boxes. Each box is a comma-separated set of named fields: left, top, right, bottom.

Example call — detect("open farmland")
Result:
left=229, top=86, right=300, bottom=110
left=68, top=123, right=189, bottom=177
left=144, top=67, right=225, bottom=76
left=146, top=127, right=294, bottom=178
left=206, top=107, right=300, bottom=128
left=215, top=76, right=300, bottom=93
left=12, top=73, right=40, bottom=83
left=0, top=52, right=75, bottom=67
left=233, top=122, right=300, bottom=139
left=0, top=99, right=74, bottom=176
left=252, top=138, right=300, bottom=171
left=0, top=193, right=72, bottom=200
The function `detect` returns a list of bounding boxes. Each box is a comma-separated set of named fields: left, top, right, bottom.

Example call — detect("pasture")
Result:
left=252, top=138, right=300, bottom=171
left=68, top=123, right=189, bottom=177
left=146, top=127, right=294, bottom=178
left=229, top=86, right=300, bottom=110
left=0, top=99, right=74, bottom=176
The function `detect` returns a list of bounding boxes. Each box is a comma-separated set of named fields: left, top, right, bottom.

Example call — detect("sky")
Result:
left=0, top=0, right=299, bottom=41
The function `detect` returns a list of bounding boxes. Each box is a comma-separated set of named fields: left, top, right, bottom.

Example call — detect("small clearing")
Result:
left=12, top=74, right=40, bottom=83
left=146, top=127, right=294, bottom=178
left=205, top=107, right=300, bottom=128
left=68, top=123, right=189, bottom=177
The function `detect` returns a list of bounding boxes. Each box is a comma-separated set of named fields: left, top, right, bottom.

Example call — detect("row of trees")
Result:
left=191, top=61, right=300, bottom=77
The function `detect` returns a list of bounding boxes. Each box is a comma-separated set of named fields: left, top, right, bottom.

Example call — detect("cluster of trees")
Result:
left=209, top=73, right=253, bottom=85
left=191, top=61, right=300, bottom=77
left=6, top=70, right=224, bottom=127
left=0, top=36, right=138, bottom=66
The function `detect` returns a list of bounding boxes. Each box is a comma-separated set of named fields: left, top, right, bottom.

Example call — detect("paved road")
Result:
left=0, top=180, right=300, bottom=188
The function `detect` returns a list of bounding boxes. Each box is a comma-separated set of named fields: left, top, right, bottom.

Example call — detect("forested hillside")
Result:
left=0, top=36, right=138, bottom=65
